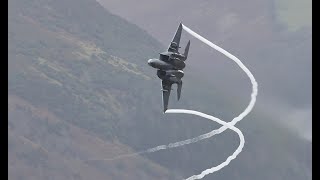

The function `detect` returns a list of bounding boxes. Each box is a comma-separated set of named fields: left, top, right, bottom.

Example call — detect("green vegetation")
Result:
left=9, top=0, right=311, bottom=179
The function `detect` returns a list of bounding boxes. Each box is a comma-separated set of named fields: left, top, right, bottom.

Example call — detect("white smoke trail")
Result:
left=166, top=109, right=244, bottom=180
left=164, top=24, right=257, bottom=179
left=142, top=24, right=258, bottom=179
left=88, top=24, right=258, bottom=180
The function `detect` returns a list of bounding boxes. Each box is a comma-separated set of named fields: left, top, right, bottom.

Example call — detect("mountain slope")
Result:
left=9, top=0, right=311, bottom=179
left=8, top=94, right=179, bottom=180
left=9, top=0, right=179, bottom=179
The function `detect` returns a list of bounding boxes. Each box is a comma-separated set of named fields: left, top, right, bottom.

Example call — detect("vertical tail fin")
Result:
left=183, top=40, right=190, bottom=60
left=168, top=23, right=183, bottom=52
left=177, top=81, right=182, bottom=101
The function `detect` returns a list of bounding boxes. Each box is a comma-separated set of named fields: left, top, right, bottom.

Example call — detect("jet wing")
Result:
left=161, top=80, right=172, bottom=113
left=167, top=23, right=183, bottom=53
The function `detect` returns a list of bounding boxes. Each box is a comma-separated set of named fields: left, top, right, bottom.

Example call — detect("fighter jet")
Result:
left=147, top=23, right=191, bottom=112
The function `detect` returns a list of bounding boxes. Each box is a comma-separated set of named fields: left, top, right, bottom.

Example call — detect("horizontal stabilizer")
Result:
left=161, top=80, right=172, bottom=113
left=177, top=81, right=182, bottom=100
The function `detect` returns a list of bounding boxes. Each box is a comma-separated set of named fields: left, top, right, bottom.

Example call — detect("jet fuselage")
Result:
left=148, top=58, right=174, bottom=70
left=148, top=54, right=186, bottom=70
left=156, top=69, right=184, bottom=83
left=159, top=52, right=186, bottom=69
left=147, top=22, right=190, bottom=112
left=148, top=58, right=184, bottom=83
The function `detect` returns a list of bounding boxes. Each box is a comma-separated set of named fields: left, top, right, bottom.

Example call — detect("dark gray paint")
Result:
left=148, top=23, right=191, bottom=112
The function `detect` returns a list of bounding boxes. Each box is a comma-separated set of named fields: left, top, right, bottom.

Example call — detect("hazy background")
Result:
left=9, top=0, right=311, bottom=179
left=97, top=0, right=312, bottom=141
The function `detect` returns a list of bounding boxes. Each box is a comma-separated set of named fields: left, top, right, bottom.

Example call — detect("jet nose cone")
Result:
left=148, top=59, right=155, bottom=67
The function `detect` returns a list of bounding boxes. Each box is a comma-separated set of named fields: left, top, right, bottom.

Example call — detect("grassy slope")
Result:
left=8, top=0, right=311, bottom=179
left=9, top=0, right=179, bottom=179
left=9, top=95, right=178, bottom=180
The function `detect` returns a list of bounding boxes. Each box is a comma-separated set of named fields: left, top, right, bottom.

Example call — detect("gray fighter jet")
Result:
left=147, top=23, right=190, bottom=112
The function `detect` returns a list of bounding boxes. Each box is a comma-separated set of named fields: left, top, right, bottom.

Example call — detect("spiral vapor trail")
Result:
left=166, top=109, right=244, bottom=180
left=140, top=24, right=258, bottom=179
left=164, top=24, right=257, bottom=179
left=87, top=24, right=258, bottom=180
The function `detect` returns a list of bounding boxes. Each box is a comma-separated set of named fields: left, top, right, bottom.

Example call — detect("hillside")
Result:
left=9, top=0, right=311, bottom=179
left=9, top=95, right=178, bottom=180
left=9, top=0, right=179, bottom=179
